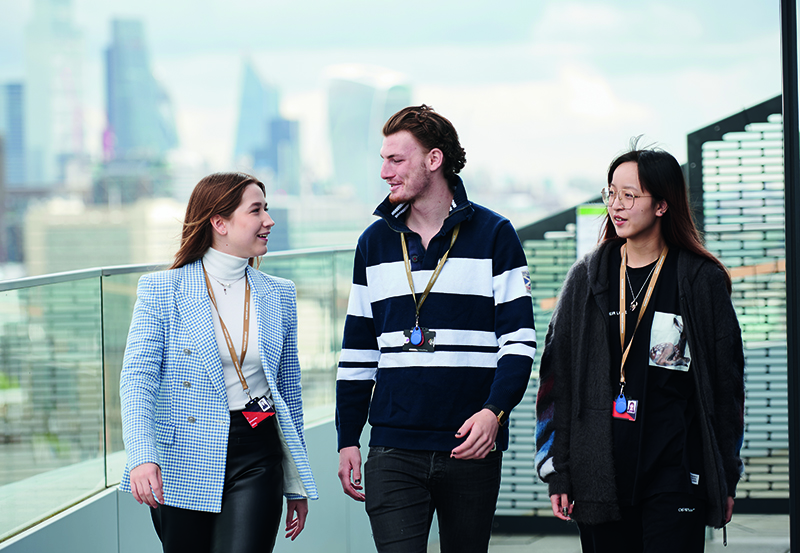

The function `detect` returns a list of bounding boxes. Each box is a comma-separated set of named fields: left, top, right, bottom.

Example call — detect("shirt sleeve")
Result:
left=535, top=261, right=585, bottom=496
left=120, top=274, right=165, bottom=471
left=482, top=220, right=537, bottom=416
left=274, top=281, right=312, bottom=499
left=704, top=263, right=745, bottom=498
left=335, top=242, right=377, bottom=450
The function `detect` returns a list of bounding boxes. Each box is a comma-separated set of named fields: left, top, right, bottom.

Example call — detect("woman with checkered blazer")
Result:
left=119, top=172, right=317, bottom=552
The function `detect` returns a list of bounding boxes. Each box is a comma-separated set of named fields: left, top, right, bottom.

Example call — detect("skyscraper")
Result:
left=233, top=60, right=280, bottom=165
left=24, top=0, right=84, bottom=185
left=254, top=118, right=301, bottom=196
left=233, top=59, right=300, bottom=196
left=327, top=64, right=412, bottom=205
left=0, top=84, right=26, bottom=187
left=105, top=19, right=178, bottom=161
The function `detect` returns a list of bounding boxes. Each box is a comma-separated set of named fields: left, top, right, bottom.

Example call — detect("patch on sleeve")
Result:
left=522, top=269, right=532, bottom=293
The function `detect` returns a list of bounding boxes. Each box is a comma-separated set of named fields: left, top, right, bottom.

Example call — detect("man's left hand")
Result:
left=451, top=408, right=499, bottom=460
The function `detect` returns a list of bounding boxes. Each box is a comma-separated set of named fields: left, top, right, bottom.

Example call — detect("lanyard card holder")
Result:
left=403, top=326, right=436, bottom=352
left=243, top=395, right=276, bottom=428
left=611, top=396, right=638, bottom=421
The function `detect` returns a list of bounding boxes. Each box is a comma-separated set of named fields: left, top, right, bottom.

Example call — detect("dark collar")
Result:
left=373, top=175, right=474, bottom=234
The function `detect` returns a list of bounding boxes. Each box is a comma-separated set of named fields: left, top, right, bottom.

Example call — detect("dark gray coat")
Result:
left=534, top=241, right=745, bottom=528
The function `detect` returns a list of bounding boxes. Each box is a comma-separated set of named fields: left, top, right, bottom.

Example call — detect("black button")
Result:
left=411, top=255, right=419, bottom=263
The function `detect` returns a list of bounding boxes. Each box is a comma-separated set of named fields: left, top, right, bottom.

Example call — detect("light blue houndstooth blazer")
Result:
left=119, top=259, right=318, bottom=512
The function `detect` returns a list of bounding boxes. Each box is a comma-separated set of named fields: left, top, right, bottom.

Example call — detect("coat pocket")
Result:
left=154, top=421, right=176, bottom=445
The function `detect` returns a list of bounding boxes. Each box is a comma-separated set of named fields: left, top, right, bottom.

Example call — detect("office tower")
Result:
left=254, top=118, right=301, bottom=196
left=24, top=0, right=85, bottom=185
left=327, top=64, right=412, bottom=205
left=0, top=84, right=26, bottom=187
left=233, top=59, right=300, bottom=196
left=233, top=60, right=280, bottom=164
left=105, top=19, right=178, bottom=160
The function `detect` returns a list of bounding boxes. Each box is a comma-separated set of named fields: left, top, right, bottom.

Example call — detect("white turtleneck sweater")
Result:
left=202, top=247, right=271, bottom=411
left=201, top=247, right=308, bottom=498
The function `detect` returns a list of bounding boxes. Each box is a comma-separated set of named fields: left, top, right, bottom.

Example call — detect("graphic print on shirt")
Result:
left=648, top=312, right=691, bottom=371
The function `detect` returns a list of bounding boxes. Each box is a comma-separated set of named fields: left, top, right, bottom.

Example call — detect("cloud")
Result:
left=533, top=1, right=703, bottom=44
left=534, top=2, right=623, bottom=37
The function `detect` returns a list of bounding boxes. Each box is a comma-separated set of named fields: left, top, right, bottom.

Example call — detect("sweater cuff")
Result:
left=482, top=404, right=508, bottom=426
left=726, top=474, right=740, bottom=499
left=336, top=426, right=362, bottom=451
left=546, top=473, right=571, bottom=497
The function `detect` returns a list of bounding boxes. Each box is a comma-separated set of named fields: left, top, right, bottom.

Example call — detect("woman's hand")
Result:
left=550, top=493, right=573, bottom=521
left=285, top=498, right=308, bottom=540
left=130, top=462, right=164, bottom=508
left=724, top=496, right=734, bottom=524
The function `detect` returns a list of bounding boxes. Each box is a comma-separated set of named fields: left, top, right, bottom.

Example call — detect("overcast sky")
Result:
left=0, top=0, right=782, bottom=196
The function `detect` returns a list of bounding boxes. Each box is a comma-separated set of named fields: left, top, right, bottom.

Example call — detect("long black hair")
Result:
left=600, top=144, right=731, bottom=293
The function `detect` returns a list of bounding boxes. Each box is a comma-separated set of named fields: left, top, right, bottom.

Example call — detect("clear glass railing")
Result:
left=0, top=247, right=354, bottom=542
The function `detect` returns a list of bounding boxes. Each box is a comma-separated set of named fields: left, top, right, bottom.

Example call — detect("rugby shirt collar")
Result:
left=373, top=175, right=474, bottom=234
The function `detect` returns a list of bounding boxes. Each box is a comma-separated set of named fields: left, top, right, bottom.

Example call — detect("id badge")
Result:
left=402, top=326, right=436, bottom=352
left=611, top=397, right=638, bottom=421
left=243, top=395, right=276, bottom=428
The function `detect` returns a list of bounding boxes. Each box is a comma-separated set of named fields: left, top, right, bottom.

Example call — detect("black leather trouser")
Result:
left=151, top=413, right=284, bottom=553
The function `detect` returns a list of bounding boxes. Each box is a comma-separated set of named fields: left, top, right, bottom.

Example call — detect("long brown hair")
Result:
left=171, top=172, right=266, bottom=269
left=600, top=146, right=732, bottom=293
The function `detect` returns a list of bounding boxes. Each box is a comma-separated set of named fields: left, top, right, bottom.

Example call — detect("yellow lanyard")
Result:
left=618, top=244, right=668, bottom=388
left=400, top=223, right=460, bottom=326
left=203, top=263, right=252, bottom=398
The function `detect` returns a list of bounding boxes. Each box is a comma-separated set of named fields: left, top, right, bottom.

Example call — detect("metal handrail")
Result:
left=0, top=246, right=356, bottom=293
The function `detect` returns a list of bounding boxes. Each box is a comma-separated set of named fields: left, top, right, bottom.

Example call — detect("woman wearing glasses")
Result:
left=535, top=145, right=744, bottom=552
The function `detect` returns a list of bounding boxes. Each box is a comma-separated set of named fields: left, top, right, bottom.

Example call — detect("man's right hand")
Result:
left=337, top=446, right=365, bottom=501
left=130, top=462, right=164, bottom=508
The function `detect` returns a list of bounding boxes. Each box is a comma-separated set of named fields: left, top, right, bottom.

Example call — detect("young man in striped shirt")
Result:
left=336, top=105, right=536, bottom=553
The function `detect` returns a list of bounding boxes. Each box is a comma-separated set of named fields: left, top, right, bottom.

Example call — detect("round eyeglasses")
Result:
left=601, top=187, right=651, bottom=210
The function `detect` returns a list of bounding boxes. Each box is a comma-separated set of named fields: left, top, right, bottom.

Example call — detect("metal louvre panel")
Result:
left=497, top=234, right=576, bottom=516
left=690, top=96, right=788, bottom=502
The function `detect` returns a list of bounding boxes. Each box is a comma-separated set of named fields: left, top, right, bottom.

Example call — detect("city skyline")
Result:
left=0, top=0, right=780, bottom=195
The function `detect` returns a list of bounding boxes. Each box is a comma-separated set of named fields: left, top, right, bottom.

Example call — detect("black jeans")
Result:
left=364, top=446, right=502, bottom=553
left=151, top=413, right=284, bottom=553
left=577, top=492, right=707, bottom=553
